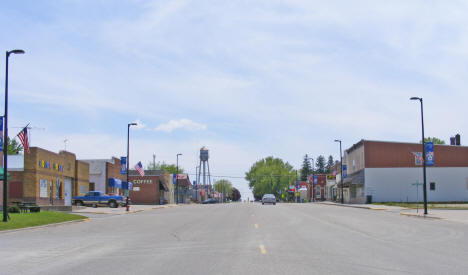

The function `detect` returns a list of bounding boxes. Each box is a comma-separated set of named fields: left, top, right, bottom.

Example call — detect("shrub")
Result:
left=29, top=206, right=41, bottom=213
left=8, top=205, right=20, bottom=213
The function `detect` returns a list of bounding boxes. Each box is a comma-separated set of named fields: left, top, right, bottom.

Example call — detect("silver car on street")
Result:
left=262, top=194, right=276, bottom=205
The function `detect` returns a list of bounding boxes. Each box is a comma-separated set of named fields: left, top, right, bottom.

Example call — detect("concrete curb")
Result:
left=0, top=218, right=90, bottom=234
left=399, top=211, right=442, bottom=220
left=316, top=202, right=375, bottom=210
left=73, top=204, right=179, bottom=215
left=318, top=201, right=446, bottom=220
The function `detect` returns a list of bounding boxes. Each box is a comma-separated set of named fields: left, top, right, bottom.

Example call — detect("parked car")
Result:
left=73, top=191, right=126, bottom=208
left=201, top=198, right=218, bottom=204
left=262, top=194, right=276, bottom=205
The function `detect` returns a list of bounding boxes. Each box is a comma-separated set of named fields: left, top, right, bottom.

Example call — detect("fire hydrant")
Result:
left=126, top=204, right=130, bottom=211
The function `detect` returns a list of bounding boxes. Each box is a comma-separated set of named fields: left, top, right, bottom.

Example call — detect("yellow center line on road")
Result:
left=254, top=224, right=258, bottom=229
left=259, top=245, right=267, bottom=255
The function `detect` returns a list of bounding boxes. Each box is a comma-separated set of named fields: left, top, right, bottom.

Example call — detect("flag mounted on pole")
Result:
left=135, top=161, right=145, bottom=176
left=17, top=124, right=30, bottom=154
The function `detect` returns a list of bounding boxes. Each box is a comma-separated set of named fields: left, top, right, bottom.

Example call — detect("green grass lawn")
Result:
left=373, top=202, right=468, bottom=210
left=0, top=211, right=87, bottom=231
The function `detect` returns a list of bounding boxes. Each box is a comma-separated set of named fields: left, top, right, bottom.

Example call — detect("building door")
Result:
left=64, top=178, right=72, bottom=206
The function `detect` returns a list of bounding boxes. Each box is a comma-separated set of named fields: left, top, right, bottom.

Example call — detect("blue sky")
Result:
left=2, top=1, right=468, bottom=199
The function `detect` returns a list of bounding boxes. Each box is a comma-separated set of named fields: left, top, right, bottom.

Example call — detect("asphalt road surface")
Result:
left=2, top=203, right=468, bottom=275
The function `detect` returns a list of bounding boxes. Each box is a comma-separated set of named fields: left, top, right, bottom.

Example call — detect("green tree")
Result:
left=7, top=137, right=23, bottom=155
left=326, top=155, right=334, bottom=174
left=213, top=179, right=233, bottom=201
left=245, top=156, right=296, bottom=200
left=231, top=187, right=241, bottom=201
left=148, top=161, right=184, bottom=174
left=315, top=155, right=326, bottom=174
left=422, top=137, right=446, bottom=145
left=300, top=154, right=312, bottom=181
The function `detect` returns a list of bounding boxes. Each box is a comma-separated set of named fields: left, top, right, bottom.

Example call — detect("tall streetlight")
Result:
left=176, top=153, right=182, bottom=204
left=126, top=122, right=137, bottom=211
left=195, top=165, right=199, bottom=202
left=410, top=97, right=428, bottom=215
left=3, top=49, right=25, bottom=222
left=334, top=139, right=344, bottom=204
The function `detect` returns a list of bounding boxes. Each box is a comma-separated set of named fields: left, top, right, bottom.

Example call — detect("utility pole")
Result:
left=410, top=97, right=428, bottom=215
left=335, top=139, right=344, bottom=204
left=3, top=49, right=25, bottom=222
left=176, top=153, right=182, bottom=204
left=126, top=122, right=137, bottom=211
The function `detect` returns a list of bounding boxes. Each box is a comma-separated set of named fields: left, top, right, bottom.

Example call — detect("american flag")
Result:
left=135, top=161, right=145, bottom=176
left=17, top=126, right=30, bottom=154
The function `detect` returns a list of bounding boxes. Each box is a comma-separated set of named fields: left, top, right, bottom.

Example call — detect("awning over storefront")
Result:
left=108, top=178, right=122, bottom=189
left=122, top=181, right=133, bottom=190
left=159, top=181, right=168, bottom=191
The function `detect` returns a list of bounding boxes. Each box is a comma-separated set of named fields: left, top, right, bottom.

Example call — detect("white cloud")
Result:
left=155, top=119, right=207, bottom=133
left=133, top=119, right=146, bottom=130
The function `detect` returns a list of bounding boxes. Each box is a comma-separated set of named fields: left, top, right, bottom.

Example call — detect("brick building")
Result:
left=307, top=174, right=327, bottom=201
left=4, top=147, right=89, bottom=206
left=128, top=170, right=173, bottom=205
left=343, top=140, right=468, bottom=203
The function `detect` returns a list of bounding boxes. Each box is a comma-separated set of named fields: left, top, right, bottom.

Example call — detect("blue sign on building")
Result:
left=120, top=157, right=127, bottom=175
left=425, top=142, right=434, bottom=166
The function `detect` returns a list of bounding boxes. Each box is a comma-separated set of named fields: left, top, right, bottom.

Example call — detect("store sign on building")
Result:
left=414, top=152, right=423, bottom=166
left=133, top=179, right=153, bottom=184
left=38, top=160, right=64, bottom=171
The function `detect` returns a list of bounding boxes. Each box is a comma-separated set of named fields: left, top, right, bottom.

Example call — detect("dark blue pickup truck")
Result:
left=73, top=191, right=126, bottom=208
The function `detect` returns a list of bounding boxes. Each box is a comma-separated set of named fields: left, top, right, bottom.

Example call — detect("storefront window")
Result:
left=56, top=178, right=61, bottom=199
left=39, top=179, right=48, bottom=198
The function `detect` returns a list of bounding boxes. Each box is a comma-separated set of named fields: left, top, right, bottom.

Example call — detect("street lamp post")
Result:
left=176, top=153, right=182, bottom=204
left=334, top=139, right=344, bottom=204
left=195, top=165, right=199, bottom=202
left=126, top=122, right=137, bottom=212
left=410, top=97, right=428, bottom=215
left=3, top=49, right=25, bottom=222
left=307, top=156, right=314, bottom=202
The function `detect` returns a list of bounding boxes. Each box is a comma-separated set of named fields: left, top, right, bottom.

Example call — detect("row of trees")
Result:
left=245, top=157, right=296, bottom=200
left=299, top=154, right=335, bottom=180
left=213, top=179, right=241, bottom=201
left=146, top=161, right=184, bottom=174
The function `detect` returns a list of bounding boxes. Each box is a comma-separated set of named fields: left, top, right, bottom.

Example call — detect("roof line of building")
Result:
left=346, top=139, right=467, bottom=154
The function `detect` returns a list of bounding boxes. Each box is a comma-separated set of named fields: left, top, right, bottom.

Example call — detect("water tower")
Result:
left=197, top=146, right=212, bottom=195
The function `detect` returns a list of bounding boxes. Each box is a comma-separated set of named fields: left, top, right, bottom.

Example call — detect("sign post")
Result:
left=411, top=182, right=423, bottom=213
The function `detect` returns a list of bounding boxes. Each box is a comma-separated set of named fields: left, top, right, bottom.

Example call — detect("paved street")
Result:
left=2, top=203, right=468, bottom=275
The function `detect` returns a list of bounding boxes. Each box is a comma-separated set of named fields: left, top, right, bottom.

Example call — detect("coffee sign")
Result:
left=133, top=179, right=153, bottom=184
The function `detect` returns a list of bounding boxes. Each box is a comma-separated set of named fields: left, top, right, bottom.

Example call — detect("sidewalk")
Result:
left=72, top=204, right=179, bottom=215
left=400, top=209, right=468, bottom=224
left=316, top=201, right=405, bottom=212
left=318, top=201, right=468, bottom=224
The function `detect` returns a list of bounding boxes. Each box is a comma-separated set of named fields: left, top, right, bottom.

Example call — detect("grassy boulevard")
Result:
left=0, top=211, right=87, bottom=231
left=374, top=202, right=468, bottom=210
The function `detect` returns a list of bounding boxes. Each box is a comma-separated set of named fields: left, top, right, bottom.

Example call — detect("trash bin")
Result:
left=366, top=195, right=372, bottom=204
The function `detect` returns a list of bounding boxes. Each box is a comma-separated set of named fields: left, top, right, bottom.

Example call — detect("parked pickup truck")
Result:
left=73, top=191, right=127, bottom=208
